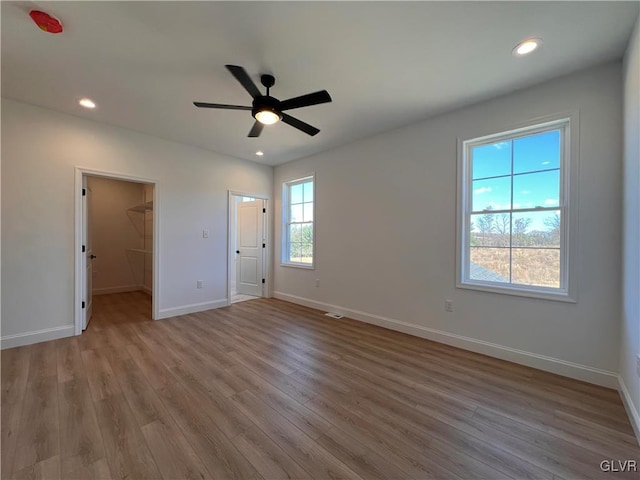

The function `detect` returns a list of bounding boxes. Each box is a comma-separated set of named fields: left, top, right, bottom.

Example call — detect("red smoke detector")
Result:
left=29, top=10, right=63, bottom=34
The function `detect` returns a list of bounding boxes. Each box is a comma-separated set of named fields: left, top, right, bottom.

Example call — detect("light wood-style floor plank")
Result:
left=57, top=378, right=106, bottom=475
left=1, top=345, right=32, bottom=478
left=9, top=455, right=60, bottom=480
left=12, top=374, right=59, bottom=473
left=231, top=425, right=314, bottom=480
left=56, top=338, right=85, bottom=384
left=2, top=291, right=638, bottom=480
left=94, top=393, right=161, bottom=480
left=140, top=419, right=211, bottom=480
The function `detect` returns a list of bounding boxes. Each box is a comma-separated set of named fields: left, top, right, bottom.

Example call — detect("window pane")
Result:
left=513, top=170, right=559, bottom=210
left=514, top=130, right=560, bottom=174
left=299, top=223, right=313, bottom=244
left=290, top=204, right=303, bottom=222
left=512, top=248, right=560, bottom=288
left=472, top=141, right=512, bottom=180
left=303, top=203, right=314, bottom=222
left=469, top=247, right=510, bottom=283
left=470, top=213, right=510, bottom=246
left=303, top=181, right=313, bottom=203
left=512, top=211, right=560, bottom=247
left=471, top=176, right=511, bottom=212
left=300, top=243, right=313, bottom=264
left=289, top=224, right=301, bottom=243
left=289, top=243, right=301, bottom=263
left=290, top=183, right=303, bottom=204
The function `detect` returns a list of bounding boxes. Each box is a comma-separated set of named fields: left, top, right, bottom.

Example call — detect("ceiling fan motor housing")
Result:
left=252, top=96, right=282, bottom=121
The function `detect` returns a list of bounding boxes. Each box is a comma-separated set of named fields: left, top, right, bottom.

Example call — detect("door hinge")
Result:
left=82, top=245, right=86, bottom=253
left=262, top=208, right=266, bottom=213
left=82, top=188, right=86, bottom=196
left=82, top=301, right=85, bottom=309
left=262, top=278, right=265, bottom=284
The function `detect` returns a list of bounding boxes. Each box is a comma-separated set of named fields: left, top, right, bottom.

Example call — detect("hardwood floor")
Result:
left=2, top=291, right=638, bottom=479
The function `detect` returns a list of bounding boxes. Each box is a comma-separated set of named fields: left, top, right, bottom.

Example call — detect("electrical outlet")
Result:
left=445, top=300, right=453, bottom=313
left=315, top=279, right=320, bottom=287
left=196, top=280, right=204, bottom=289
left=202, top=230, right=209, bottom=238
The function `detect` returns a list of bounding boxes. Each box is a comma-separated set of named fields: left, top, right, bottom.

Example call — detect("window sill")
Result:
left=280, top=262, right=315, bottom=270
left=457, top=281, right=576, bottom=303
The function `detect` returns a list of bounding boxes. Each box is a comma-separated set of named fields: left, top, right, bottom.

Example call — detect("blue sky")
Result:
left=471, top=130, right=560, bottom=232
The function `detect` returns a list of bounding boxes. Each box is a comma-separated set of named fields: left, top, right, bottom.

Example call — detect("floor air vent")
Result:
left=324, top=312, right=344, bottom=319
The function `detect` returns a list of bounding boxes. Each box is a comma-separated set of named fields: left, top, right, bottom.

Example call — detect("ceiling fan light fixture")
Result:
left=255, top=109, right=281, bottom=125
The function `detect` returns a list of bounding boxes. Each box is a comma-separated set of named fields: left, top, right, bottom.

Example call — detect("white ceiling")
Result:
left=2, top=2, right=638, bottom=166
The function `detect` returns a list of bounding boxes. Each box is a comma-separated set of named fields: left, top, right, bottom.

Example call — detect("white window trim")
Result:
left=281, top=174, right=316, bottom=269
left=456, top=112, right=579, bottom=303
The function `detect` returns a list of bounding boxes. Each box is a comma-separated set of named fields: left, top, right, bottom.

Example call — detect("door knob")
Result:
left=236, top=250, right=240, bottom=254
left=90, top=254, right=97, bottom=259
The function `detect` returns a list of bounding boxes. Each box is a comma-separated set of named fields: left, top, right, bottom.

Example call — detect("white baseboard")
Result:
left=1, top=325, right=75, bottom=350
left=93, top=285, right=142, bottom=295
left=618, top=375, right=640, bottom=445
left=273, top=291, right=619, bottom=389
left=157, top=299, right=228, bottom=320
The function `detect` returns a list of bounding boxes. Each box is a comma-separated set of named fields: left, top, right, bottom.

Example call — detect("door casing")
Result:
left=82, top=175, right=93, bottom=330
left=74, top=167, right=159, bottom=335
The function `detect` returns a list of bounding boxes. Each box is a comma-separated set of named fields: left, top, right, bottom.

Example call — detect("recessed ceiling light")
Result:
left=256, top=151, right=264, bottom=156
left=79, top=98, right=96, bottom=109
left=513, top=38, right=542, bottom=57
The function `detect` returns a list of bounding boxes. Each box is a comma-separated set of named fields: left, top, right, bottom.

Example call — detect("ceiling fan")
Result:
left=194, top=65, right=332, bottom=137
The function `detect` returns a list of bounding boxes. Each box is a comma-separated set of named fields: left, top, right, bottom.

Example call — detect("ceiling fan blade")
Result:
left=248, top=121, right=264, bottom=138
left=279, top=90, right=332, bottom=111
left=281, top=113, right=320, bottom=136
left=226, top=65, right=262, bottom=98
left=193, top=102, right=251, bottom=110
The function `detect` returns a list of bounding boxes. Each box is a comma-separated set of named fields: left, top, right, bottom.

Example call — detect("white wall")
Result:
left=88, top=176, right=145, bottom=294
left=1, top=98, right=272, bottom=346
left=274, top=62, right=623, bottom=387
left=621, top=15, right=640, bottom=437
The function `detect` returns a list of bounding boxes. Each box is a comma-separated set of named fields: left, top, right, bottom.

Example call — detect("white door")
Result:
left=236, top=200, right=264, bottom=296
left=82, top=177, right=94, bottom=330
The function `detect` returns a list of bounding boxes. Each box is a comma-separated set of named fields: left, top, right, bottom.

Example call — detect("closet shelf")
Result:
left=127, top=248, right=152, bottom=254
left=128, top=201, right=153, bottom=213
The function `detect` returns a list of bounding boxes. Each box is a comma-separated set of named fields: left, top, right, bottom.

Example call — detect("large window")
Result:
left=458, top=117, right=575, bottom=300
left=282, top=175, right=314, bottom=268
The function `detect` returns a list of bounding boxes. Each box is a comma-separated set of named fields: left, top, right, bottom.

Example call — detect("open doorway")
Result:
left=228, top=192, right=267, bottom=304
left=75, top=169, right=159, bottom=335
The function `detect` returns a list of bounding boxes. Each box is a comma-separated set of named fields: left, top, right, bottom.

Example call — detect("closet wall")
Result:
left=88, top=176, right=150, bottom=295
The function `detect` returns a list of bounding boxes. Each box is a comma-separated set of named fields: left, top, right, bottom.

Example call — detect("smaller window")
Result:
left=282, top=175, right=315, bottom=268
